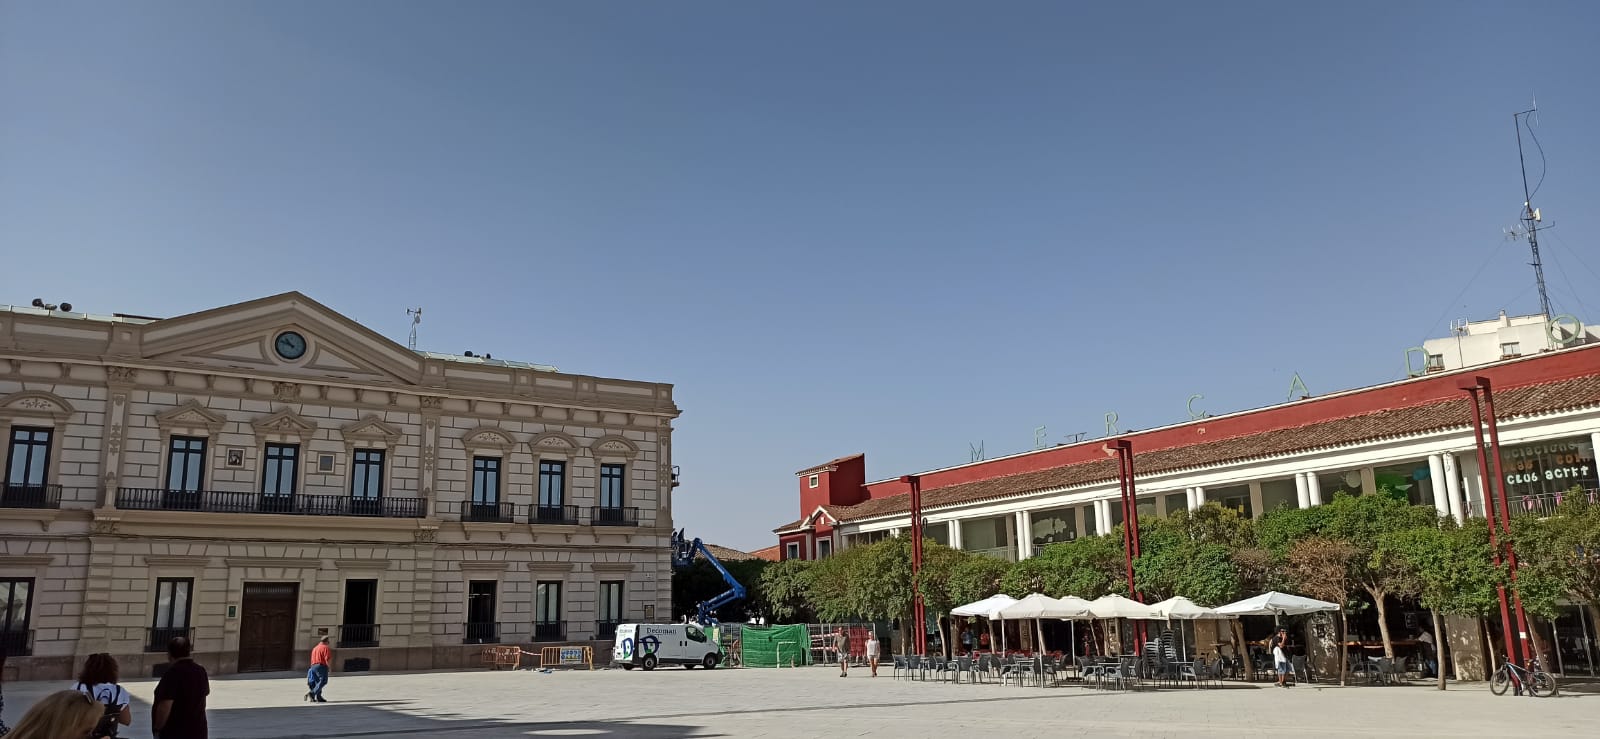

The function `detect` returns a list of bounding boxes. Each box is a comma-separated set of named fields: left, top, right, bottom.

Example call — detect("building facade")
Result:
left=0, top=293, right=679, bottom=679
left=1418, top=311, right=1595, bottom=373
left=773, top=344, right=1600, bottom=676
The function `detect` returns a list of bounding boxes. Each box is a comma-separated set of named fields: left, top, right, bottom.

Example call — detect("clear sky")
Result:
left=3, top=2, right=1599, bottom=551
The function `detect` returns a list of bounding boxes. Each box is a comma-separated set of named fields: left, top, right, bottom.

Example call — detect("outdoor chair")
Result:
left=1177, top=658, right=1203, bottom=688
left=1291, top=655, right=1312, bottom=685
left=892, top=655, right=908, bottom=680
left=955, top=655, right=980, bottom=684
left=907, top=654, right=923, bottom=681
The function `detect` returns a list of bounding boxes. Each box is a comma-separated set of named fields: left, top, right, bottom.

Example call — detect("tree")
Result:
left=758, top=558, right=816, bottom=623
left=1383, top=519, right=1501, bottom=689
left=1133, top=507, right=1246, bottom=606
left=917, top=542, right=971, bottom=657
left=1285, top=536, right=1361, bottom=685
left=1019, top=533, right=1126, bottom=599
left=1510, top=493, right=1600, bottom=649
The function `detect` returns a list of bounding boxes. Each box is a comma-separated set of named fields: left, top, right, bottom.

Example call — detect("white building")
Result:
left=1419, top=311, right=1596, bottom=373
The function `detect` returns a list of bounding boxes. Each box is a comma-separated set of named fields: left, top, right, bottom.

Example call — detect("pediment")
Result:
left=461, top=426, right=518, bottom=453
left=588, top=435, right=639, bottom=459
left=0, top=391, right=76, bottom=423
left=802, top=506, right=838, bottom=527
left=340, top=416, right=403, bottom=444
left=136, top=293, right=423, bottom=385
left=251, top=409, right=318, bottom=436
left=155, top=401, right=228, bottom=433
left=528, top=431, right=580, bottom=454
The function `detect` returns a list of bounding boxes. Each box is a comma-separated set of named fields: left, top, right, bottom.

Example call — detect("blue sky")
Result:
left=3, top=2, right=1599, bottom=550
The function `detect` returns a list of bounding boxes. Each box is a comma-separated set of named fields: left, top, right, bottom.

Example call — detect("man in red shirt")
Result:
left=305, top=636, right=332, bottom=703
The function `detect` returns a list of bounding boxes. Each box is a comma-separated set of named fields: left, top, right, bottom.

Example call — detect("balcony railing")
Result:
left=338, top=623, right=380, bottom=648
left=965, top=545, right=1018, bottom=562
left=0, top=483, right=63, bottom=510
left=531, top=504, right=580, bottom=525
left=590, top=506, right=638, bottom=526
left=596, top=620, right=622, bottom=640
left=1468, top=488, right=1600, bottom=520
left=0, top=629, right=33, bottom=657
left=146, top=626, right=193, bottom=653
left=461, top=501, right=518, bottom=523
left=464, top=621, right=500, bottom=644
left=533, top=621, right=566, bottom=642
left=115, top=488, right=427, bottom=518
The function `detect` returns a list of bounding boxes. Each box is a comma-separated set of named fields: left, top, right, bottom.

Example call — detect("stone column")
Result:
left=419, top=396, right=443, bottom=515
left=1248, top=482, right=1264, bottom=519
left=1427, top=454, right=1449, bottom=517
left=1094, top=499, right=1110, bottom=536
left=99, top=368, right=137, bottom=508
left=1307, top=473, right=1323, bottom=507
left=1191, top=486, right=1206, bottom=510
left=1294, top=473, right=1311, bottom=509
left=1442, top=453, right=1465, bottom=523
left=948, top=520, right=963, bottom=550
left=1015, top=511, right=1033, bottom=560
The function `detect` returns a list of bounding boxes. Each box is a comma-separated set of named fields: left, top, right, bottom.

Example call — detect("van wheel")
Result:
left=642, top=655, right=658, bottom=671
left=684, top=663, right=695, bottom=670
left=703, top=653, right=719, bottom=670
left=621, top=664, right=634, bottom=670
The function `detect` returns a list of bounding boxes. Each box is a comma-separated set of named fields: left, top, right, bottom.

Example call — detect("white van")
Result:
left=613, top=623, right=721, bottom=671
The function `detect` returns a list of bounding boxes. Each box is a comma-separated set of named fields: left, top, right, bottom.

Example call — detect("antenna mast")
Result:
left=1513, top=103, right=1553, bottom=330
left=406, top=307, right=423, bottom=350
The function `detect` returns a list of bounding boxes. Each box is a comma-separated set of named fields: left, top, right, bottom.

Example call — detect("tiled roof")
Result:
left=771, top=505, right=846, bottom=533
left=748, top=545, right=783, bottom=562
left=797, top=454, right=864, bottom=476
left=824, top=374, right=1600, bottom=523
left=701, top=544, right=762, bottom=561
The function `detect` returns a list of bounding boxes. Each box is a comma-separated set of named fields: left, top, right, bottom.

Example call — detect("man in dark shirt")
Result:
left=153, top=636, right=210, bottom=739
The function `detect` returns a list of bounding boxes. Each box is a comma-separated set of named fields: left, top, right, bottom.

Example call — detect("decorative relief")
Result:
left=155, top=402, right=227, bottom=433
left=250, top=408, right=317, bottom=437
left=339, top=416, right=403, bottom=445
left=90, top=518, right=119, bottom=535
left=0, top=391, right=77, bottom=423
left=588, top=435, right=639, bottom=460
left=419, top=395, right=444, bottom=411
left=529, top=431, right=579, bottom=454
left=413, top=528, right=438, bottom=544
left=106, top=366, right=138, bottom=385
left=273, top=382, right=300, bottom=402
left=462, top=426, right=518, bottom=454
left=107, top=424, right=124, bottom=455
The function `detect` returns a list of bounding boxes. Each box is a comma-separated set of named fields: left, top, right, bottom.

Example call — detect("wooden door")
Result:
left=238, top=583, right=298, bottom=672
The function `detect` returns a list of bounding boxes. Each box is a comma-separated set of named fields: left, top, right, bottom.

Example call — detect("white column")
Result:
left=1016, top=511, right=1033, bottom=560
left=1295, top=473, right=1311, bottom=509
left=1428, top=454, right=1449, bottom=517
left=1192, top=486, right=1206, bottom=510
left=890, top=527, right=903, bottom=538
left=1442, top=453, right=1464, bottom=523
left=1185, top=487, right=1198, bottom=510
left=1307, top=472, right=1323, bottom=507
left=1094, top=499, right=1110, bottom=536
left=948, top=520, right=963, bottom=550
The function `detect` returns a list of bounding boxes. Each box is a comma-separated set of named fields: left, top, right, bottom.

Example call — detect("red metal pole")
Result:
left=1479, top=379, right=1536, bottom=665
left=1119, top=442, right=1148, bottom=650
left=904, top=474, right=926, bottom=657
left=1461, top=384, right=1521, bottom=668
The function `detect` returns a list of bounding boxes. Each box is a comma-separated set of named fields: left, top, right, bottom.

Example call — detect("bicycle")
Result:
left=1489, top=656, right=1557, bottom=697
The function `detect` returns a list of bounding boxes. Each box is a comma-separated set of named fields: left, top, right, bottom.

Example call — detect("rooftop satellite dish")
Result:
left=59, top=302, right=72, bottom=312
left=31, top=299, right=44, bottom=308
left=463, top=350, right=475, bottom=357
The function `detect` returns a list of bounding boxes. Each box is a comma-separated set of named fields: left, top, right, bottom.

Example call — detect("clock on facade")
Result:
left=273, top=331, right=307, bottom=361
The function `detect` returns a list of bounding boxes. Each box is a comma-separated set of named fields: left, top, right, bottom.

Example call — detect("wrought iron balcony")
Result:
left=338, top=623, right=380, bottom=648
left=1468, top=488, right=1599, bottom=520
left=459, top=500, right=518, bottom=523
left=146, top=626, right=193, bottom=653
left=533, top=621, right=566, bottom=642
left=0, top=483, right=62, bottom=509
left=464, top=621, right=500, bottom=644
left=589, top=506, right=638, bottom=526
left=596, top=620, right=622, bottom=640
left=531, top=504, right=580, bottom=525
left=115, top=488, right=427, bottom=518
left=0, top=628, right=33, bottom=657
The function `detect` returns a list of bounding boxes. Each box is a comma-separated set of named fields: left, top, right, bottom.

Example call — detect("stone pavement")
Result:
left=3, top=666, right=1594, bottom=738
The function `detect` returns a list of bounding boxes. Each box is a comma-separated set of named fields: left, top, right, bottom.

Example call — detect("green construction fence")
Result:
left=737, top=624, right=813, bottom=668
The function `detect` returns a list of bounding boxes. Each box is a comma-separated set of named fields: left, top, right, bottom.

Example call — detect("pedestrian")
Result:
left=306, top=636, right=332, bottom=703
left=6, top=690, right=103, bottom=739
left=74, top=653, right=132, bottom=737
left=1417, top=627, right=1437, bottom=678
left=960, top=627, right=973, bottom=655
left=834, top=627, right=850, bottom=677
left=1270, top=627, right=1291, bottom=688
left=865, top=632, right=881, bottom=678
left=152, top=637, right=209, bottom=739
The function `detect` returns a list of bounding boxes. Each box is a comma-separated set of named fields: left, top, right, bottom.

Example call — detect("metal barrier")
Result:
left=540, top=645, right=593, bottom=670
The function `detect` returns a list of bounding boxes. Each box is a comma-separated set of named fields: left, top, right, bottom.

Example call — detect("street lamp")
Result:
left=1459, top=376, right=1533, bottom=668
left=900, top=474, right=926, bottom=657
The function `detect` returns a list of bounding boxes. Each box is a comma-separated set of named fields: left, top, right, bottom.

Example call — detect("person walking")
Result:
left=1270, top=628, right=1291, bottom=688
left=865, top=632, right=881, bottom=678
left=6, top=690, right=103, bottom=739
left=306, top=636, right=332, bottom=703
left=834, top=627, right=850, bottom=677
left=152, top=637, right=209, bottom=739
left=74, top=653, right=132, bottom=737
left=1417, top=627, right=1437, bottom=678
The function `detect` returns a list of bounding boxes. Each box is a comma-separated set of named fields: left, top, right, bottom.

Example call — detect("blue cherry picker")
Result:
left=670, top=528, right=747, bottom=626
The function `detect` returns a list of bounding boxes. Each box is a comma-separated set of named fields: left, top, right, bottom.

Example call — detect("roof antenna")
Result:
left=1511, top=100, right=1552, bottom=338
left=406, top=307, right=423, bottom=350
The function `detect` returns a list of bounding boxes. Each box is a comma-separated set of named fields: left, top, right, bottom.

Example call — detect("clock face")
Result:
left=274, top=331, right=307, bottom=361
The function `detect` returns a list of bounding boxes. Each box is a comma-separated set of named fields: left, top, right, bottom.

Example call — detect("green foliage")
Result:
left=916, top=540, right=971, bottom=614
left=1024, top=533, right=1127, bottom=598
left=758, top=558, right=816, bottom=623
left=1509, top=492, right=1600, bottom=613
left=1381, top=518, right=1501, bottom=618
left=947, top=554, right=1010, bottom=605
left=1135, top=541, right=1238, bottom=606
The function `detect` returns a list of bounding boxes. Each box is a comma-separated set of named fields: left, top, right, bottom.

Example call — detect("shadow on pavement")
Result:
left=209, top=701, right=724, bottom=739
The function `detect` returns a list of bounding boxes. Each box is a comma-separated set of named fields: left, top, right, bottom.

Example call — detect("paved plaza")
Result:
left=4, top=665, right=1595, bottom=738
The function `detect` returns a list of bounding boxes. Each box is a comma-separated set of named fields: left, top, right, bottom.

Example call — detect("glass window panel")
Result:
left=539, top=462, right=565, bottom=506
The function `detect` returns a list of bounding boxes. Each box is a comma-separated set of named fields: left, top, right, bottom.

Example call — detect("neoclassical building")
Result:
left=0, top=293, right=679, bottom=679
